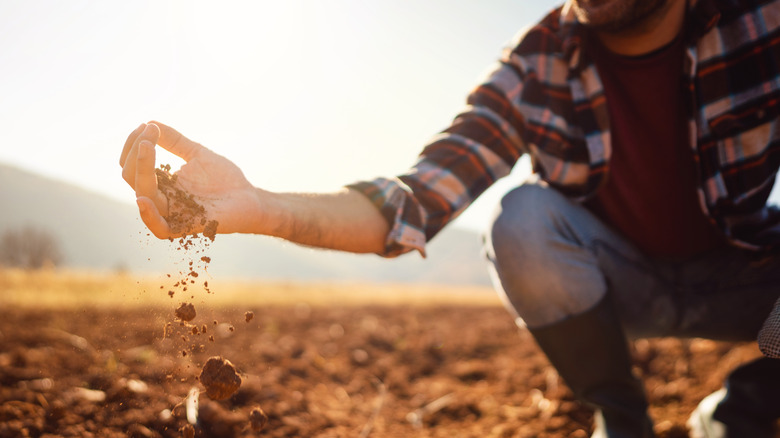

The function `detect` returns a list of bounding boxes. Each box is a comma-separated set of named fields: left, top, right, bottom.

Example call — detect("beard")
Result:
left=571, top=0, right=672, bottom=34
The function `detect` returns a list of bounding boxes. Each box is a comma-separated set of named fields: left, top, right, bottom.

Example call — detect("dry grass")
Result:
left=0, top=268, right=501, bottom=309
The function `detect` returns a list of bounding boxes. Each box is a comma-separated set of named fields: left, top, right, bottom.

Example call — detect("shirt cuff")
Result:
left=346, top=177, right=427, bottom=258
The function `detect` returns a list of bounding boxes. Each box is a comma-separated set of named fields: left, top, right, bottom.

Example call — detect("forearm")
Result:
left=248, top=187, right=389, bottom=254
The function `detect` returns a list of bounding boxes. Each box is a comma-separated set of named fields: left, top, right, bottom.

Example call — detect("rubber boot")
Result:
left=688, top=357, right=780, bottom=438
left=529, top=296, right=654, bottom=438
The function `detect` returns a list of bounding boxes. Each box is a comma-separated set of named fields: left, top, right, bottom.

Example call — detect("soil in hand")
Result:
left=198, top=356, right=242, bottom=401
left=155, top=164, right=218, bottom=239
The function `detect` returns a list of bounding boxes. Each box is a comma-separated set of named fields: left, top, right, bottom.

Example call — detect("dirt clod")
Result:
left=245, top=311, right=254, bottom=323
left=175, top=303, right=196, bottom=322
left=249, top=407, right=269, bottom=431
left=199, top=356, right=242, bottom=401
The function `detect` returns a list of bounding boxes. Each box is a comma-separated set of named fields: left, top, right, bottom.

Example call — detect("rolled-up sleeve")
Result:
left=347, top=55, right=529, bottom=258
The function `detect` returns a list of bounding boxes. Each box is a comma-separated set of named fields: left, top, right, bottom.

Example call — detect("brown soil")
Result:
left=175, top=303, right=197, bottom=322
left=155, top=165, right=218, bottom=240
left=0, top=305, right=772, bottom=437
left=199, top=357, right=242, bottom=401
left=245, top=312, right=254, bottom=323
left=249, top=407, right=268, bottom=431
left=153, top=164, right=217, bottom=304
left=180, top=424, right=195, bottom=438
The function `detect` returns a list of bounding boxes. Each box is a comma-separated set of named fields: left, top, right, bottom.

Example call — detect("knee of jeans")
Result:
left=484, top=184, right=602, bottom=326
left=487, top=184, right=562, bottom=260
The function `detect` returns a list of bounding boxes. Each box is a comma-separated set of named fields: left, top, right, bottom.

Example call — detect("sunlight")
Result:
left=0, top=0, right=557, bottom=229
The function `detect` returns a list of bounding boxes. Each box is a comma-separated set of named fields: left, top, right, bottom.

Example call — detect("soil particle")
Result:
left=175, top=303, right=196, bottom=322
left=250, top=406, right=269, bottom=431
left=199, top=356, right=242, bottom=401
left=180, top=423, right=195, bottom=438
left=245, top=311, right=254, bottom=323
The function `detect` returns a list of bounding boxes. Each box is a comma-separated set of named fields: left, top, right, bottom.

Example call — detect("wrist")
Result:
left=214, top=187, right=274, bottom=235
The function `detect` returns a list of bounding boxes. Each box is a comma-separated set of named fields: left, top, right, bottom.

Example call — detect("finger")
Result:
left=137, top=196, right=173, bottom=239
left=135, top=141, right=157, bottom=198
left=122, top=124, right=160, bottom=187
left=121, top=143, right=139, bottom=187
left=150, top=120, right=204, bottom=162
left=120, top=123, right=146, bottom=167
left=135, top=141, right=170, bottom=216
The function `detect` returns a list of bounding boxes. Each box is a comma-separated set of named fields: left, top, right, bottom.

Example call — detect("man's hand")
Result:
left=119, top=121, right=390, bottom=253
left=119, top=121, right=262, bottom=239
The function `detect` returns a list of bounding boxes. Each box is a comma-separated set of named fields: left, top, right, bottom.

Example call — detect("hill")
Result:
left=0, top=163, right=492, bottom=285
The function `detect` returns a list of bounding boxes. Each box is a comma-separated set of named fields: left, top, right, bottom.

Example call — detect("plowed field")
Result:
left=0, top=284, right=766, bottom=438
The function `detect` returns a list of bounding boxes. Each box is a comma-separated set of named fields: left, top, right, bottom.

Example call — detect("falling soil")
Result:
left=175, top=303, right=196, bottom=322
left=153, top=164, right=218, bottom=303
left=198, top=356, right=242, bottom=401
left=250, top=406, right=269, bottom=431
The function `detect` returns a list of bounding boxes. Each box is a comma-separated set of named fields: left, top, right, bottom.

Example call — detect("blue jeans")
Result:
left=484, top=182, right=780, bottom=341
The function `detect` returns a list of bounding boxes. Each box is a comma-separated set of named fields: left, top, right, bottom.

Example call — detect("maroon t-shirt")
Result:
left=584, top=33, right=725, bottom=258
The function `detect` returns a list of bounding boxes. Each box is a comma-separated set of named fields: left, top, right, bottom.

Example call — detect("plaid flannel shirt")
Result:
left=348, top=0, right=780, bottom=258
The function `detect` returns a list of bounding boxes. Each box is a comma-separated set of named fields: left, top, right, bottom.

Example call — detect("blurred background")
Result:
left=0, top=0, right=577, bottom=284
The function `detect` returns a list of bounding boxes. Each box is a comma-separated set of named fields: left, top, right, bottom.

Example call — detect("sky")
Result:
left=0, top=1, right=560, bottom=232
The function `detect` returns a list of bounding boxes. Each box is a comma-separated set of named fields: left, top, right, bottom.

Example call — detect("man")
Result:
left=120, top=0, right=780, bottom=436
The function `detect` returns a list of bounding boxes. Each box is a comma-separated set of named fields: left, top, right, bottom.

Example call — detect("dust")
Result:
left=198, top=356, right=242, bottom=401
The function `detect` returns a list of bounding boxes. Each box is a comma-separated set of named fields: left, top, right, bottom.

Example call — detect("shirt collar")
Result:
left=558, top=0, right=587, bottom=73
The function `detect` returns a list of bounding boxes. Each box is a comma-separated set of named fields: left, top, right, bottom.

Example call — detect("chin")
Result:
left=573, top=0, right=669, bottom=33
